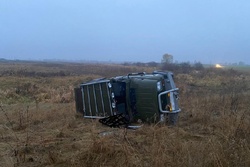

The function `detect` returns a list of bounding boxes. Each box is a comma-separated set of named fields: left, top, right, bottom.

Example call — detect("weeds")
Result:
left=0, top=62, right=250, bottom=166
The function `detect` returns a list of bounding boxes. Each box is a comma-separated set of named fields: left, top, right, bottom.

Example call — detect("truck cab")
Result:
left=74, top=71, right=180, bottom=125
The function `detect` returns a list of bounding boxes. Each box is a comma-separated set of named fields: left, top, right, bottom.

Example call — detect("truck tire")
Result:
left=168, top=113, right=179, bottom=126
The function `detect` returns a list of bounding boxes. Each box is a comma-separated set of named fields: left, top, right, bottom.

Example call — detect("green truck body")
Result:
left=74, top=71, right=180, bottom=124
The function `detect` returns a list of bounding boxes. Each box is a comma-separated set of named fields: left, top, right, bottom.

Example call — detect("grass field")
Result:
left=0, top=61, right=250, bottom=167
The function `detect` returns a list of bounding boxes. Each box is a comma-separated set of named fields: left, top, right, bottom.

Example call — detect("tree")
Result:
left=161, top=53, right=173, bottom=64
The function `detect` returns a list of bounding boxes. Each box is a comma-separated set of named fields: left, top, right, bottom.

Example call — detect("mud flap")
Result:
left=74, top=88, right=83, bottom=114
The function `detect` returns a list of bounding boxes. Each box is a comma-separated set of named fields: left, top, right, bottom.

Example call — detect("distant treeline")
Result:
left=0, top=60, right=246, bottom=78
left=123, top=61, right=205, bottom=73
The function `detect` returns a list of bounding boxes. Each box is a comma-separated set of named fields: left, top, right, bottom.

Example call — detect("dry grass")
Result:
left=0, top=62, right=250, bottom=167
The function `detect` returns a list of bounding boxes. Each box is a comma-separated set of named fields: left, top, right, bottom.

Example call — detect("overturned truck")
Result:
left=74, top=71, right=181, bottom=127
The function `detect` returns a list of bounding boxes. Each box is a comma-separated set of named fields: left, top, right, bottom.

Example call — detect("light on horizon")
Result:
left=215, top=64, right=224, bottom=68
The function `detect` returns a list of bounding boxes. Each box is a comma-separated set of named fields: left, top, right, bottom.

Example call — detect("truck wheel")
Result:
left=168, top=113, right=179, bottom=126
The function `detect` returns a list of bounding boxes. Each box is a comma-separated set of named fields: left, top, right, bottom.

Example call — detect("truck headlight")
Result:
left=108, top=83, right=112, bottom=88
left=112, top=102, right=116, bottom=108
left=157, top=81, right=162, bottom=91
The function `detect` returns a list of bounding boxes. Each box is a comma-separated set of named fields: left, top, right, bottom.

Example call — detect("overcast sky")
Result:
left=0, top=0, right=250, bottom=64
